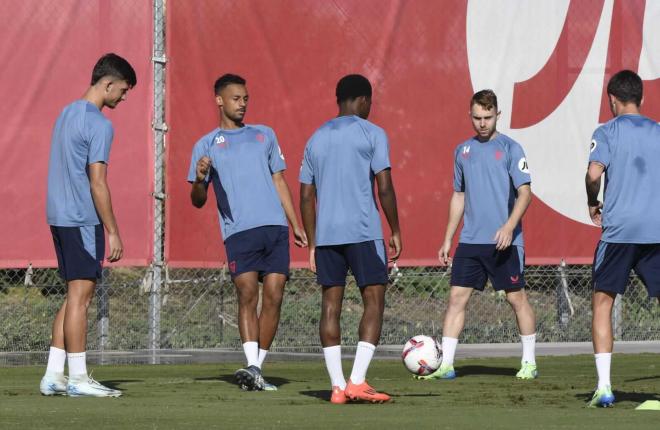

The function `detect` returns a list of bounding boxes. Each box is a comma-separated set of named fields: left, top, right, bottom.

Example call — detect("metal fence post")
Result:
left=149, top=0, right=167, bottom=356
left=556, top=259, right=573, bottom=333
left=97, top=273, right=109, bottom=353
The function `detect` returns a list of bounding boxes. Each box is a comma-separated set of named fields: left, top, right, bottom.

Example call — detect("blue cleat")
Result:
left=587, top=386, right=615, bottom=408
left=414, top=363, right=456, bottom=380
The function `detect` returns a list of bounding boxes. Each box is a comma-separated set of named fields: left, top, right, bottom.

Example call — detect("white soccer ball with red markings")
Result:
left=401, top=335, right=442, bottom=375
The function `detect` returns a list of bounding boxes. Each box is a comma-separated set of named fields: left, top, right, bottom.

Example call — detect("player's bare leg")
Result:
left=357, top=284, right=385, bottom=345
left=443, top=286, right=473, bottom=338
left=63, top=280, right=96, bottom=353
left=259, top=273, right=286, bottom=350
left=506, top=288, right=538, bottom=379
left=505, top=288, right=535, bottom=336
left=592, top=291, right=615, bottom=353
left=51, top=300, right=67, bottom=350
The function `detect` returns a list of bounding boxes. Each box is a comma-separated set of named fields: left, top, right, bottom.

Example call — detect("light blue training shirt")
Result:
left=299, top=115, right=390, bottom=246
left=589, top=114, right=660, bottom=243
left=47, top=100, right=113, bottom=226
left=454, top=133, right=531, bottom=246
left=187, top=125, right=287, bottom=241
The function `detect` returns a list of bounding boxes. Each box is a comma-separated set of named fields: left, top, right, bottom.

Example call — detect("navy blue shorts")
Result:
left=450, top=243, right=525, bottom=291
left=50, top=224, right=105, bottom=281
left=224, top=225, right=290, bottom=280
left=315, top=240, right=388, bottom=288
left=592, top=241, right=660, bottom=297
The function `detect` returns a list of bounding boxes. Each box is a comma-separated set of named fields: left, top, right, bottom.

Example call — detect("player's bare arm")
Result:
left=190, top=156, right=211, bottom=208
left=440, top=191, right=465, bottom=265
left=375, top=168, right=402, bottom=261
left=494, top=183, right=532, bottom=250
left=272, top=171, right=308, bottom=248
left=89, top=162, right=123, bottom=262
left=585, top=162, right=605, bottom=227
left=300, top=183, right=317, bottom=272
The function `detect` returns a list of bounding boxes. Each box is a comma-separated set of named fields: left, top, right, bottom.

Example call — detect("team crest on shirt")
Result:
left=256, top=133, right=265, bottom=143
left=590, top=139, right=597, bottom=153
left=518, top=157, right=529, bottom=173
left=495, top=150, right=504, bottom=160
left=461, top=145, right=471, bottom=159
left=215, top=135, right=227, bottom=148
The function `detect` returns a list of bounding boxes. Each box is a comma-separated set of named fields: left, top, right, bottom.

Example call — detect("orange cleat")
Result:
left=344, top=380, right=391, bottom=403
left=330, top=386, right=348, bottom=404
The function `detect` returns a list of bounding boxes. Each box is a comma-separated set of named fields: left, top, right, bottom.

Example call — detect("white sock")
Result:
left=595, top=353, right=612, bottom=390
left=67, top=352, right=87, bottom=378
left=323, top=345, right=346, bottom=389
left=441, top=337, right=458, bottom=367
left=45, top=346, right=66, bottom=375
left=520, top=333, right=536, bottom=365
left=349, top=341, right=376, bottom=385
left=258, top=348, right=268, bottom=368
left=242, top=341, right=259, bottom=368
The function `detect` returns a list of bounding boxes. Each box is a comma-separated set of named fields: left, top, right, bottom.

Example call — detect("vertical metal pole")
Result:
left=97, top=271, right=109, bottom=355
left=556, top=259, right=569, bottom=332
left=149, top=0, right=167, bottom=359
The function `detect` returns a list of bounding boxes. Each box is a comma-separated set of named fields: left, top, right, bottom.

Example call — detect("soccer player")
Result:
left=300, top=74, right=402, bottom=404
left=188, top=74, right=306, bottom=391
left=585, top=70, right=660, bottom=408
left=417, top=90, right=538, bottom=382
left=41, top=53, right=136, bottom=397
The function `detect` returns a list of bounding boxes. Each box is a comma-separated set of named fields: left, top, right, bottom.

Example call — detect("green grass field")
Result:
left=1, top=354, right=659, bottom=429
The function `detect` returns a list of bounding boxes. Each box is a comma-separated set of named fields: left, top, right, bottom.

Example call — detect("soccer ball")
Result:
left=401, top=335, right=442, bottom=375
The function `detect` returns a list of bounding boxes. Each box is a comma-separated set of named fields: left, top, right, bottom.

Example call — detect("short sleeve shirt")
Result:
left=454, top=133, right=531, bottom=246
left=47, top=100, right=113, bottom=226
left=589, top=114, right=660, bottom=243
left=187, top=125, right=287, bottom=241
left=299, top=115, right=390, bottom=246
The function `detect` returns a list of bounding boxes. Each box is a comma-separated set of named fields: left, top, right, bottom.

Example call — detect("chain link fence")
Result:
left=2, top=264, right=658, bottom=354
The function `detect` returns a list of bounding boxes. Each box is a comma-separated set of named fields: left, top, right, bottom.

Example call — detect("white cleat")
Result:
left=40, top=373, right=68, bottom=396
left=67, top=375, right=122, bottom=397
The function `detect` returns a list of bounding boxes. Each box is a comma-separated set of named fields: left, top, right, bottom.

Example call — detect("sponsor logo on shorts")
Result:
left=510, top=275, right=520, bottom=283
left=229, top=261, right=236, bottom=273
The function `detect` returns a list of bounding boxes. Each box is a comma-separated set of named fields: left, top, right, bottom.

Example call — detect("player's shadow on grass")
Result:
left=196, top=374, right=291, bottom=389
left=98, top=380, right=142, bottom=392
left=625, top=375, right=660, bottom=383
left=300, top=390, right=332, bottom=401
left=455, top=365, right=516, bottom=377
left=575, top=391, right=660, bottom=404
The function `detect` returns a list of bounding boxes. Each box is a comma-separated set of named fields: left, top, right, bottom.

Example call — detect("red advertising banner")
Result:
left=0, top=1, right=154, bottom=267
left=166, top=0, right=660, bottom=267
